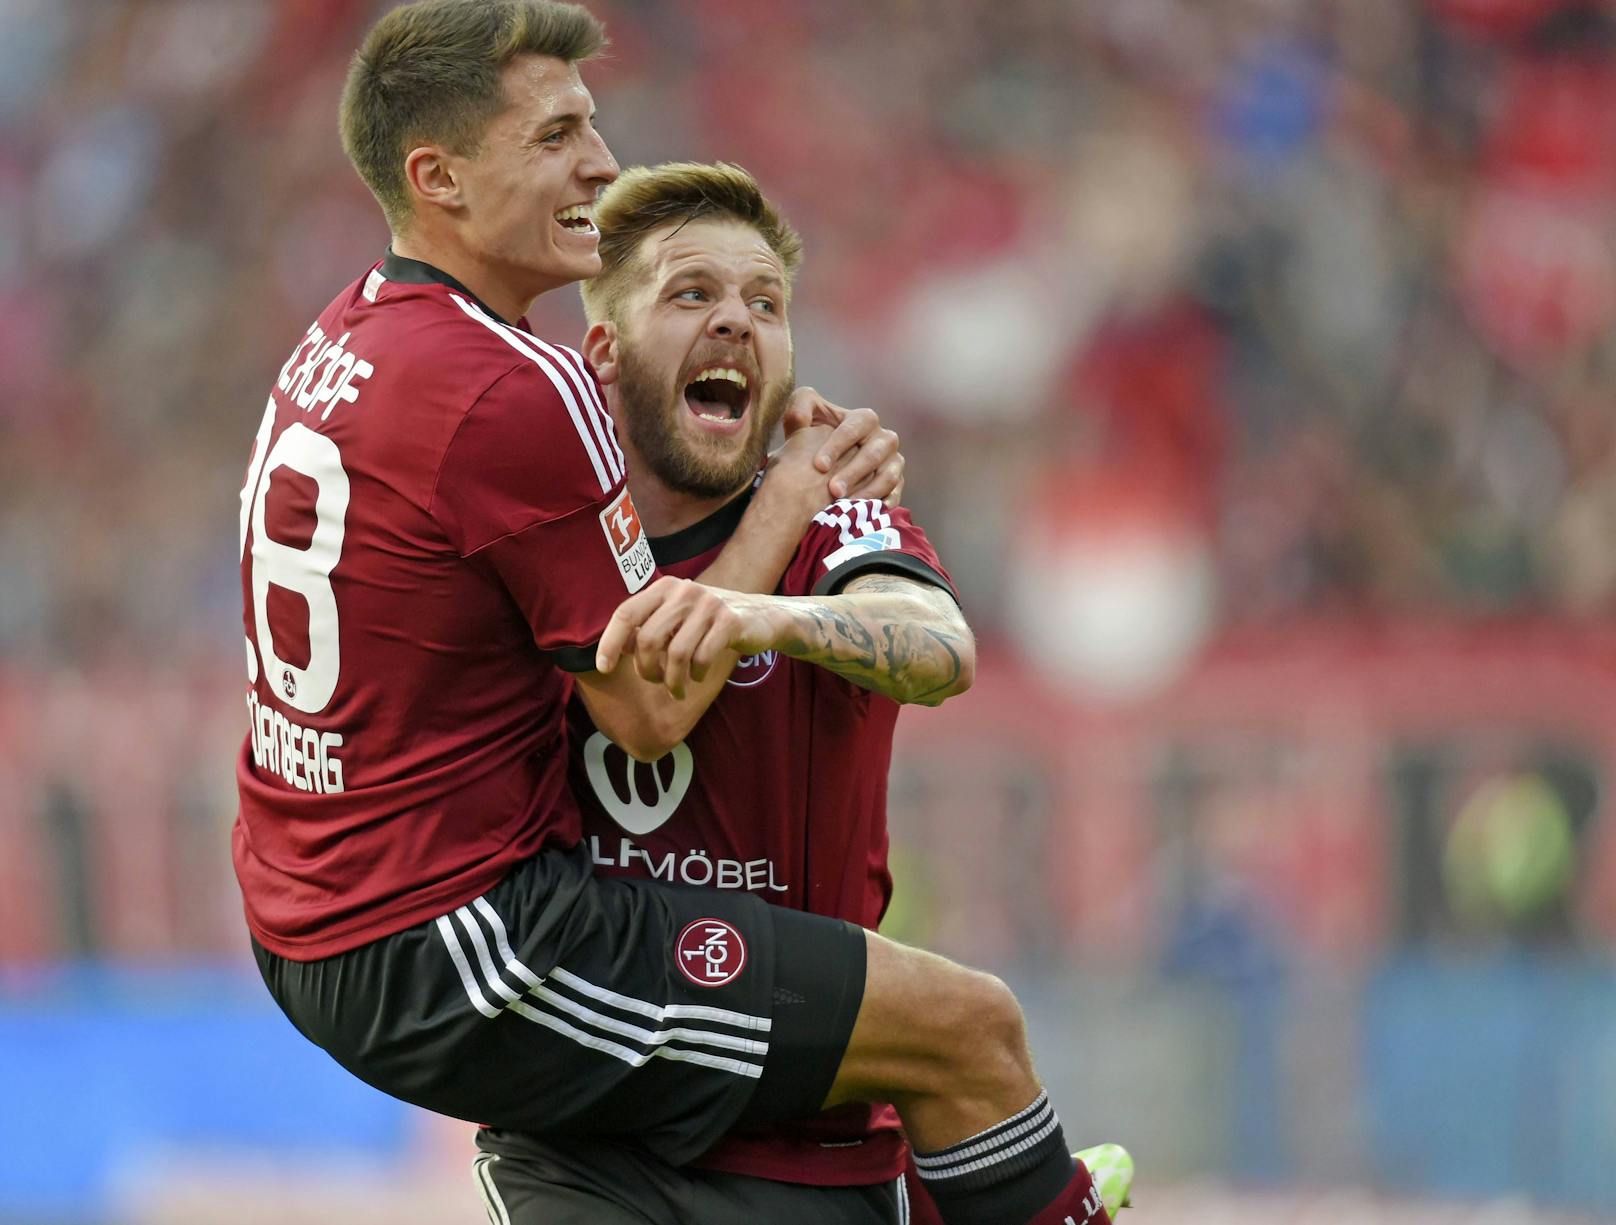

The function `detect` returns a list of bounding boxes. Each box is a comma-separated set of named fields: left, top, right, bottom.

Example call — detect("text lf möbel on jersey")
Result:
left=590, top=836, right=787, bottom=894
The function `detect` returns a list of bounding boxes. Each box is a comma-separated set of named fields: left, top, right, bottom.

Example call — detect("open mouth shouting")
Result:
left=554, top=201, right=597, bottom=239
left=683, top=364, right=752, bottom=434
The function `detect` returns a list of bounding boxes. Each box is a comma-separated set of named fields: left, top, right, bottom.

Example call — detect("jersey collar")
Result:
left=379, top=250, right=515, bottom=325
left=647, top=483, right=757, bottom=565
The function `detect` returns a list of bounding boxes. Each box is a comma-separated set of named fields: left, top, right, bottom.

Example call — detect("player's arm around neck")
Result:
left=572, top=578, right=747, bottom=761
left=593, top=570, right=974, bottom=719
left=577, top=408, right=910, bottom=756
left=751, top=572, right=975, bottom=706
left=697, top=468, right=825, bottom=594
left=700, top=404, right=906, bottom=596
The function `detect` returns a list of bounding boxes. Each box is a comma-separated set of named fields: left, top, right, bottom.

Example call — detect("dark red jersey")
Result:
left=235, top=253, right=657, bottom=960
left=568, top=487, right=956, bottom=1187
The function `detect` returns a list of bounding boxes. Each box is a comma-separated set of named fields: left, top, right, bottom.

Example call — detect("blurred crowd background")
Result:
left=3, top=0, right=1616, bottom=1222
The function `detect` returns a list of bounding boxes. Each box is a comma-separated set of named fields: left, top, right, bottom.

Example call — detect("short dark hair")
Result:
left=340, top=0, right=606, bottom=230
left=581, top=161, right=803, bottom=324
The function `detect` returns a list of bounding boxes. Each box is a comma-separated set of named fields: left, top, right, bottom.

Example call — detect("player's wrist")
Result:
left=725, top=592, right=788, bottom=656
left=754, top=451, right=836, bottom=528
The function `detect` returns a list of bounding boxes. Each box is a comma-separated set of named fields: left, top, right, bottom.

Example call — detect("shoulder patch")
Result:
left=599, top=488, right=656, bottom=592
left=822, top=526, right=902, bottom=571
left=812, top=498, right=898, bottom=547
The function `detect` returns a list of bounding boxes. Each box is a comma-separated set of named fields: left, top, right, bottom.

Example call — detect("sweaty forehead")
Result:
left=642, top=219, right=783, bottom=284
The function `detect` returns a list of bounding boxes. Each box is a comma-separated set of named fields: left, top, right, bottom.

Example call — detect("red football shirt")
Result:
left=568, top=486, right=956, bottom=1186
left=235, top=253, right=657, bottom=960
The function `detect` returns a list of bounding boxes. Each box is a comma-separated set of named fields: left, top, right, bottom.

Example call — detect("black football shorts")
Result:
left=471, top=1131, right=911, bottom=1225
left=252, top=843, right=867, bottom=1163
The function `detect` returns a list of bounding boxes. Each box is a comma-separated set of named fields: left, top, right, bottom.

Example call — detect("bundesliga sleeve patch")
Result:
left=599, top=488, right=655, bottom=593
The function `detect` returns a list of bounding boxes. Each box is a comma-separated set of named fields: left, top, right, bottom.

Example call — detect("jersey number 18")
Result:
left=239, top=398, right=349, bottom=715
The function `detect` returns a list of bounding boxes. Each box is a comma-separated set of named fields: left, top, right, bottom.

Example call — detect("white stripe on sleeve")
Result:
left=523, top=335, right=624, bottom=478
left=447, top=294, right=614, bottom=491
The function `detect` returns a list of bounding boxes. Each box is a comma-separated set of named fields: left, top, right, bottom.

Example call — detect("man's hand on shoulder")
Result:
left=780, top=387, right=905, bottom=505
left=704, top=392, right=903, bottom=597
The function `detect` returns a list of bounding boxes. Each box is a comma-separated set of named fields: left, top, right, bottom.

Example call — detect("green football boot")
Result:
left=1073, top=1143, right=1134, bottom=1216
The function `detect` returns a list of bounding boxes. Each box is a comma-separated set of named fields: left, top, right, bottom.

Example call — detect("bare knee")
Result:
left=827, top=932, right=1035, bottom=1107
left=945, top=968, right=1031, bottom=1090
left=980, top=972, right=1030, bottom=1061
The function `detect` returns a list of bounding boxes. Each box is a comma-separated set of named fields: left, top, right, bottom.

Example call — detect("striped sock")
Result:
left=911, top=1091, right=1081, bottom=1224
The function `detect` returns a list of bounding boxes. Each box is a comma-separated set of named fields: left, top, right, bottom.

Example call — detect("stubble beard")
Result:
left=616, top=340, right=793, bottom=500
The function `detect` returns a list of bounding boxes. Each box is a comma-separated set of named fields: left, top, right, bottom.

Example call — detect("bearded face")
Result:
left=613, top=323, right=794, bottom=499
left=601, top=217, right=796, bottom=501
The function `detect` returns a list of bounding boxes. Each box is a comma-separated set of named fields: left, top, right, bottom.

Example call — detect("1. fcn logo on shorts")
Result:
left=675, top=918, right=748, bottom=988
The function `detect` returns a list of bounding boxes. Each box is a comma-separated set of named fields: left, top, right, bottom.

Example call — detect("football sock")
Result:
left=910, top=1091, right=1111, bottom=1225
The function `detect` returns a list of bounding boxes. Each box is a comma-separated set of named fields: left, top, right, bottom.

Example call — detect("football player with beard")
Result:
left=470, top=160, right=1134, bottom=1225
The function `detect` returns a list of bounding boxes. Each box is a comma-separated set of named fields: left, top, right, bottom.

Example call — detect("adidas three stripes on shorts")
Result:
left=251, top=843, right=867, bottom=1163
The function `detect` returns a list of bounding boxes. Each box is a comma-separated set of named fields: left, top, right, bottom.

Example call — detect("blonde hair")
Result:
left=340, top=0, right=606, bottom=230
left=581, top=161, right=803, bottom=324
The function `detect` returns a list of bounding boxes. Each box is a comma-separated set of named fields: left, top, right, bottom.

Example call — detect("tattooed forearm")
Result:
left=791, top=604, right=880, bottom=671
left=768, top=576, right=975, bottom=705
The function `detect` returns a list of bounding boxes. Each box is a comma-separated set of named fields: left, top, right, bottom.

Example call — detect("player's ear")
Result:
left=403, top=145, right=463, bottom=213
left=583, top=320, right=619, bottom=385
